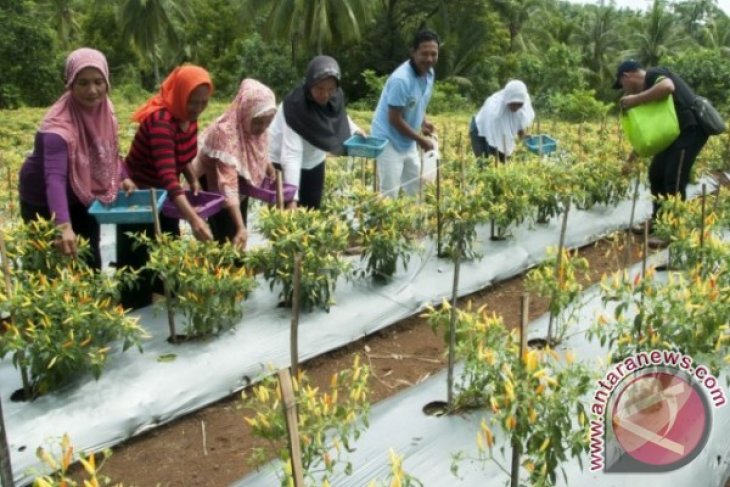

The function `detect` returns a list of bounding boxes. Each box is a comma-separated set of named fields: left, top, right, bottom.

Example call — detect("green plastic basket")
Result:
left=621, top=96, right=680, bottom=157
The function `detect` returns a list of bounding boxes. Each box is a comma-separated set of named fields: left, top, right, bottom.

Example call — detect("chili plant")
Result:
left=366, top=449, right=423, bottom=487
left=425, top=177, right=489, bottom=259
left=525, top=248, right=590, bottom=344
left=136, top=233, right=257, bottom=338
left=653, top=193, right=730, bottom=273
left=429, top=304, right=592, bottom=486
left=3, top=217, right=92, bottom=275
left=425, top=300, right=513, bottom=409
left=0, top=266, right=145, bottom=398
left=350, top=184, right=424, bottom=282
left=478, top=164, right=533, bottom=240
left=242, top=356, right=371, bottom=486
left=33, top=434, right=117, bottom=487
left=251, top=207, right=350, bottom=311
left=589, top=266, right=729, bottom=375
left=477, top=347, right=593, bottom=487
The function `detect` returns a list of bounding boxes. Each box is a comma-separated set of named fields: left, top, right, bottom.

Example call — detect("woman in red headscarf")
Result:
left=117, top=65, right=214, bottom=310
left=195, top=78, right=277, bottom=249
left=18, top=47, right=135, bottom=270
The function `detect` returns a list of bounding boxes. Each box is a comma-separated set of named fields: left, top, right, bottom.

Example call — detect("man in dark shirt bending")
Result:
left=614, top=60, right=708, bottom=242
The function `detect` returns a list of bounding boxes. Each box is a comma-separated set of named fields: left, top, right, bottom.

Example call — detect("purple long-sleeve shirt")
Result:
left=19, top=132, right=126, bottom=224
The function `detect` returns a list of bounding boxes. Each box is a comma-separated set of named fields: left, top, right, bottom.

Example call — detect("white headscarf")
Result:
left=474, top=80, right=535, bottom=156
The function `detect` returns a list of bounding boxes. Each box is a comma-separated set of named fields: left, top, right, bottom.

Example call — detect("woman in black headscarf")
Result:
left=269, top=55, right=362, bottom=209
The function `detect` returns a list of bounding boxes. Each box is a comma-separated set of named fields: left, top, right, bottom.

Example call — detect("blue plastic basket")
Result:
left=524, top=134, right=557, bottom=155
left=88, top=189, right=168, bottom=224
left=344, top=134, right=388, bottom=158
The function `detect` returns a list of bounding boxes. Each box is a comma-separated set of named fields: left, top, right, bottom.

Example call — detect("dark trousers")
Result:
left=20, top=200, right=102, bottom=271
left=199, top=175, right=249, bottom=245
left=116, top=215, right=180, bottom=310
left=272, top=161, right=326, bottom=210
left=649, top=125, right=708, bottom=218
left=469, top=117, right=505, bottom=163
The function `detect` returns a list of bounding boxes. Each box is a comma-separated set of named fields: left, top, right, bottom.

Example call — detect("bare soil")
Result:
left=78, top=233, right=652, bottom=486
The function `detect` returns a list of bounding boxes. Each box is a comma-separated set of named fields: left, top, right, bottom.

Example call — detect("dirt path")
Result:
left=81, top=233, right=644, bottom=486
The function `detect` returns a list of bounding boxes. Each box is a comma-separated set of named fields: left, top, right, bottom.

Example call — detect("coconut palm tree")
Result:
left=119, top=0, right=190, bottom=83
left=571, top=3, right=620, bottom=89
left=43, top=0, right=79, bottom=48
left=244, top=0, right=373, bottom=59
left=633, top=0, right=685, bottom=66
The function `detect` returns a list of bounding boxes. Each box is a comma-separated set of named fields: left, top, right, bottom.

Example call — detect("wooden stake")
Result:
left=519, top=293, right=529, bottom=360
left=372, top=159, right=378, bottom=193
left=0, top=230, right=31, bottom=399
left=150, top=189, right=176, bottom=344
left=624, top=177, right=641, bottom=267
left=277, top=369, right=305, bottom=487
left=446, top=239, right=462, bottom=410
left=290, top=254, right=302, bottom=378
left=276, top=170, right=285, bottom=210
left=361, top=158, right=366, bottom=186
left=547, top=198, right=570, bottom=344
left=511, top=293, right=529, bottom=487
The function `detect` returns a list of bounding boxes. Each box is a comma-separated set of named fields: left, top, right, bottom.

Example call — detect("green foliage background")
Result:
left=3, top=0, right=730, bottom=116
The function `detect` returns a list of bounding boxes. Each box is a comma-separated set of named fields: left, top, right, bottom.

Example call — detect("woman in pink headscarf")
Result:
left=18, top=48, right=135, bottom=269
left=195, top=78, right=277, bottom=248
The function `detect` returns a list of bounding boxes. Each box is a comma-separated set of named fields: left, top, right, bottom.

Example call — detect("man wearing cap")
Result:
left=614, top=60, right=708, bottom=239
left=371, top=29, right=439, bottom=198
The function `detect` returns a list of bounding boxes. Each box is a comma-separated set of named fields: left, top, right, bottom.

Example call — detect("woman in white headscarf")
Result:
left=469, top=80, right=535, bottom=161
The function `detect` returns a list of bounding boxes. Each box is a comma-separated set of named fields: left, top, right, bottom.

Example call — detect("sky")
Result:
left=565, top=0, right=730, bottom=15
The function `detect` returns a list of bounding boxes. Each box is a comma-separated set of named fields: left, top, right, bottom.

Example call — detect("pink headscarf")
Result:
left=40, top=48, right=120, bottom=206
left=198, top=79, right=276, bottom=186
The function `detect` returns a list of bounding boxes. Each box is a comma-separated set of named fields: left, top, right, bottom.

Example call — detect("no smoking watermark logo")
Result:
left=589, top=350, right=726, bottom=473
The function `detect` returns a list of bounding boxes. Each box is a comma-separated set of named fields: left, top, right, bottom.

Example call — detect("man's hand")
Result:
left=620, top=94, right=641, bottom=110
left=417, top=135, right=435, bottom=152
left=622, top=151, right=638, bottom=176
left=422, top=120, right=435, bottom=136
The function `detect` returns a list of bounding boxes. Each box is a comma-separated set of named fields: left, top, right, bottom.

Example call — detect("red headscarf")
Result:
left=198, top=79, right=276, bottom=186
left=132, top=65, right=213, bottom=123
left=40, top=47, right=121, bottom=206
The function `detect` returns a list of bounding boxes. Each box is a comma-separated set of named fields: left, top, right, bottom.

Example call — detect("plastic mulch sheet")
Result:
left=235, top=256, right=730, bottom=487
left=0, top=180, right=719, bottom=484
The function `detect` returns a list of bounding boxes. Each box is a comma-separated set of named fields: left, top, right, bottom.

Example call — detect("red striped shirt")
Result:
left=125, top=109, right=198, bottom=198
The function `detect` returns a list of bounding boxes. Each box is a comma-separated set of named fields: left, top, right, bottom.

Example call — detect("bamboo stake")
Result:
left=547, top=198, right=571, bottom=344
left=150, top=189, right=176, bottom=343
left=446, top=239, right=462, bottom=410
left=0, top=393, right=12, bottom=487
left=276, top=170, right=285, bottom=210
left=624, top=177, right=641, bottom=267
left=290, top=254, right=302, bottom=378
left=0, top=230, right=31, bottom=399
left=373, top=159, right=378, bottom=193
left=277, top=369, right=305, bottom=487
left=511, top=293, right=530, bottom=487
